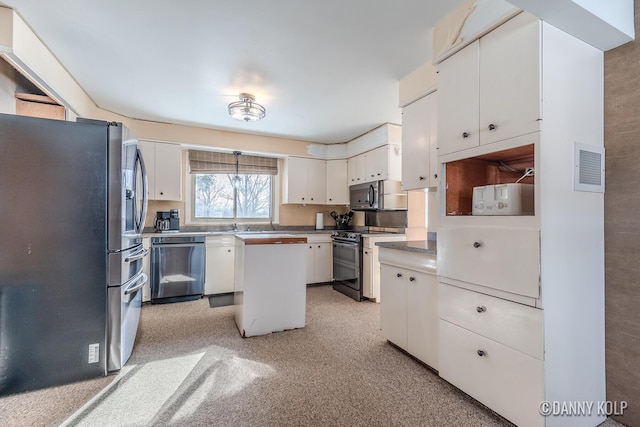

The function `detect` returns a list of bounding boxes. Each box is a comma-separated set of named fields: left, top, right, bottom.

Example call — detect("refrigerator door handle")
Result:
left=124, top=247, right=148, bottom=263
left=135, top=147, right=148, bottom=234
left=124, top=272, right=148, bottom=296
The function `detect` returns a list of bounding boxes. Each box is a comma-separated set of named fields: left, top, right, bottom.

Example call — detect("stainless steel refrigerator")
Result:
left=0, top=113, right=148, bottom=396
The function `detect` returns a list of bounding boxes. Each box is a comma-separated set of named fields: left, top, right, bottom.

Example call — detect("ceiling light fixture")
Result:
left=228, top=93, right=266, bottom=122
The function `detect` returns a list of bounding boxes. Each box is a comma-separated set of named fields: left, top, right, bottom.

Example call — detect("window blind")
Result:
left=188, top=150, right=278, bottom=175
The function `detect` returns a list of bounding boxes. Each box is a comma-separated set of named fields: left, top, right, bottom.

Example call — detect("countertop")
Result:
left=375, top=240, right=437, bottom=255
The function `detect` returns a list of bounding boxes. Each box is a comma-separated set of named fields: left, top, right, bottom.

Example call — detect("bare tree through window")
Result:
left=195, top=174, right=271, bottom=219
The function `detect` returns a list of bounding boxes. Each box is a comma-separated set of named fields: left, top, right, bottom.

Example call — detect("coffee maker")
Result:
left=155, top=209, right=180, bottom=232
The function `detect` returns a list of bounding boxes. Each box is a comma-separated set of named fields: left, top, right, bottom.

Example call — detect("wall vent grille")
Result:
left=574, top=142, right=605, bottom=193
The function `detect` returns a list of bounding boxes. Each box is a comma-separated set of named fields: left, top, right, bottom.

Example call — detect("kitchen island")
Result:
left=234, top=234, right=308, bottom=337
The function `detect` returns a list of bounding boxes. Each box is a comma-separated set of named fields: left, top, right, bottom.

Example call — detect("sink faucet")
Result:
left=232, top=222, right=238, bottom=231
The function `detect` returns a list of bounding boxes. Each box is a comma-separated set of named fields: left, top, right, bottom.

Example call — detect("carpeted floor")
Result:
left=0, top=285, right=625, bottom=427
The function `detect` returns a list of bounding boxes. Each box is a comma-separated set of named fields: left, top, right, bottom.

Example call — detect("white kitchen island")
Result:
left=234, top=234, right=307, bottom=337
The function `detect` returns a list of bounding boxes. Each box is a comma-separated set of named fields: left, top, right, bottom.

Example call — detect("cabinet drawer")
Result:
left=438, top=226, right=539, bottom=298
left=439, top=320, right=544, bottom=427
left=440, top=284, right=542, bottom=359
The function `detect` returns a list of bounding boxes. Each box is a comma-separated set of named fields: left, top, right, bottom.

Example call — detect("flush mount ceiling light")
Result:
left=228, top=93, right=266, bottom=122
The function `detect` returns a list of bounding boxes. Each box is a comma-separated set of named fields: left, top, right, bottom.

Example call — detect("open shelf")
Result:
left=444, top=144, right=535, bottom=216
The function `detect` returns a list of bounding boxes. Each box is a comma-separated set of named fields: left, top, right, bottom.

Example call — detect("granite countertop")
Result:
left=375, top=240, right=437, bottom=255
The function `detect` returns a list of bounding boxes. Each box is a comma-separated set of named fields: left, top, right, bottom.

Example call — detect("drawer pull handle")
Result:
left=473, top=241, right=482, bottom=248
left=396, top=273, right=403, bottom=278
left=409, top=277, right=416, bottom=282
left=488, top=123, right=496, bottom=131
left=476, top=306, right=486, bottom=313
left=477, top=349, right=486, bottom=357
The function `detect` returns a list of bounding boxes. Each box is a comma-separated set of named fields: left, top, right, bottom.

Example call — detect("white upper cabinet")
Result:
left=479, top=13, right=541, bottom=145
left=364, top=145, right=389, bottom=181
left=402, top=92, right=438, bottom=190
left=437, top=41, right=480, bottom=156
left=139, top=140, right=182, bottom=201
left=438, top=13, right=541, bottom=156
left=282, top=157, right=326, bottom=204
left=326, top=159, right=348, bottom=205
left=347, top=153, right=366, bottom=185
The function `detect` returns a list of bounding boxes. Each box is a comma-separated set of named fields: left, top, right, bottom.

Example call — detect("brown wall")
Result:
left=605, top=2, right=640, bottom=425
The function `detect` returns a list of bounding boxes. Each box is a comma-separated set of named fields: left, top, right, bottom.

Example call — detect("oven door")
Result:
left=332, top=240, right=360, bottom=287
left=333, top=239, right=363, bottom=301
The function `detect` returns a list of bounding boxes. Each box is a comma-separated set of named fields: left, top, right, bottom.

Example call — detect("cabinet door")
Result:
left=138, top=140, right=156, bottom=200
left=365, top=146, right=388, bottom=182
left=326, top=159, right=348, bottom=204
left=284, top=157, right=308, bottom=203
left=348, top=157, right=358, bottom=185
left=154, top=143, right=182, bottom=200
left=205, top=245, right=235, bottom=294
left=356, top=154, right=366, bottom=183
left=380, top=264, right=408, bottom=350
left=428, top=91, right=439, bottom=188
left=305, top=244, right=316, bottom=284
left=314, top=243, right=332, bottom=283
left=437, top=40, right=480, bottom=156
left=479, top=13, right=541, bottom=146
left=407, top=271, right=438, bottom=369
left=362, top=247, right=373, bottom=299
left=402, top=95, right=431, bottom=190
left=306, top=159, right=326, bottom=204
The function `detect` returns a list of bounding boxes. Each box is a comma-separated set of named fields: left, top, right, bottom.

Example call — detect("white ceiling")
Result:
left=1, top=0, right=464, bottom=144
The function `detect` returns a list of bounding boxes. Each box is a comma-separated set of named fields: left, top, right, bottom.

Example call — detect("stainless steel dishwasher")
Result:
left=150, top=236, right=206, bottom=303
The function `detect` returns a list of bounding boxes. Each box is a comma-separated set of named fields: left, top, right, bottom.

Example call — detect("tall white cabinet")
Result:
left=436, top=12, right=605, bottom=427
left=401, top=91, right=438, bottom=190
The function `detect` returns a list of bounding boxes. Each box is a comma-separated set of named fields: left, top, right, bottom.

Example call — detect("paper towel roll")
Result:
left=315, top=212, right=324, bottom=230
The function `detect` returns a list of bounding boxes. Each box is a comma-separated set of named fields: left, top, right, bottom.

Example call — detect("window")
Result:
left=194, top=173, right=272, bottom=219
left=188, top=150, right=278, bottom=223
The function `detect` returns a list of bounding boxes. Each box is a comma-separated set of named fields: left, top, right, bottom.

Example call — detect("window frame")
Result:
left=186, top=169, right=279, bottom=226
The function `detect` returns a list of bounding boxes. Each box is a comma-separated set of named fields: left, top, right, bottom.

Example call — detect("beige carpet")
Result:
left=0, top=285, right=625, bottom=426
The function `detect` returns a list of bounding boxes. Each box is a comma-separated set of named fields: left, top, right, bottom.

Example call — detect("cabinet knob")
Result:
left=433, top=173, right=438, bottom=179
left=371, top=174, right=375, bottom=177
left=462, top=132, right=469, bottom=138
left=227, top=249, right=231, bottom=253
left=318, top=245, right=321, bottom=248
left=473, top=242, right=482, bottom=248
left=476, top=306, right=486, bottom=313
left=396, top=273, right=403, bottom=278
left=329, top=198, right=332, bottom=201
left=160, top=191, right=164, bottom=195
left=419, top=176, right=425, bottom=180
left=310, top=198, right=314, bottom=201
left=364, top=251, right=369, bottom=254
left=488, top=123, right=496, bottom=131
left=409, top=277, right=416, bottom=282
left=377, top=173, right=381, bottom=176
left=477, top=350, right=486, bottom=357
left=302, top=197, right=305, bottom=200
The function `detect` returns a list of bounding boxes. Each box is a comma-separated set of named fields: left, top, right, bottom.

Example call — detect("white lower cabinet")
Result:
left=379, top=248, right=438, bottom=370
left=439, top=283, right=544, bottom=427
left=362, top=235, right=406, bottom=302
left=205, top=236, right=235, bottom=295
left=304, top=235, right=332, bottom=284
left=439, top=320, right=544, bottom=427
